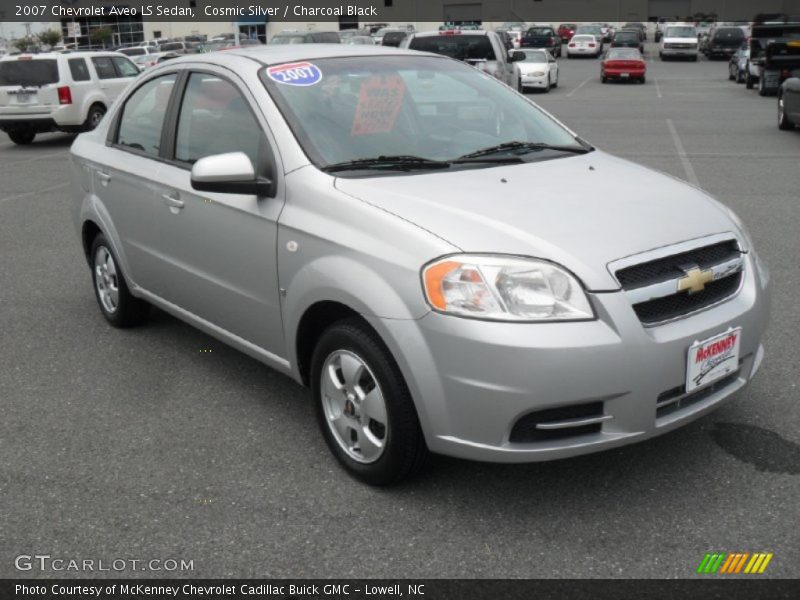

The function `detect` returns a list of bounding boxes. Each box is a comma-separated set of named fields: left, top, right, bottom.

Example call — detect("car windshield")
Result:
left=0, top=59, right=59, bottom=86
left=714, top=28, right=745, bottom=40
left=261, top=55, right=583, bottom=174
left=271, top=35, right=306, bottom=45
left=520, top=50, right=548, bottom=62
left=607, top=49, right=641, bottom=60
left=408, top=35, right=496, bottom=61
left=119, top=47, right=146, bottom=56
left=665, top=27, right=697, bottom=37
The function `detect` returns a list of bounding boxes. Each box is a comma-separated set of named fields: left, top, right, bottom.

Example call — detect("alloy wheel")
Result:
left=94, top=246, right=119, bottom=314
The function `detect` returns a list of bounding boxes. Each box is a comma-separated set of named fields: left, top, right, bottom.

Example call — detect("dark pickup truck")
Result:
left=749, top=19, right=800, bottom=96
left=520, top=26, right=562, bottom=57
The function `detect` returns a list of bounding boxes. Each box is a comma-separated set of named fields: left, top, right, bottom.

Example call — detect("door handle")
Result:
left=97, top=171, right=112, bottom=184
left=161, top=193, right=185, bottom=209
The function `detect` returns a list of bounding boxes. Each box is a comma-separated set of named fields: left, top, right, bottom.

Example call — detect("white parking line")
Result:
left=566, top=76, right=593, bottom=97
left=654, top=77, right=663, bottom=99
left=0, top=182, right=71, bottom=206
left=666, top=119, right=700, bottom=187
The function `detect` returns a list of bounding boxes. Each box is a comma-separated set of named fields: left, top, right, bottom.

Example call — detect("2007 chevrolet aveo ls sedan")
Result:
left=71, top=45, right=769, bottom=485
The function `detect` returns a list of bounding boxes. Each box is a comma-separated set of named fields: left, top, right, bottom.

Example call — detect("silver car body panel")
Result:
left=70, top=45, right=769, bottom=463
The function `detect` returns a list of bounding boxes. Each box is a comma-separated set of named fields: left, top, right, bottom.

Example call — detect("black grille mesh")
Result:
left=616, top=240, right=740, bottom=290
left=510, top=402, right=604, bottom=443
left=633, top=272, right=742, bottom=324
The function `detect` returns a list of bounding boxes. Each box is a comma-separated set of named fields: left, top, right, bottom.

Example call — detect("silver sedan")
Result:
left=70, top=45, right=769, bottom=485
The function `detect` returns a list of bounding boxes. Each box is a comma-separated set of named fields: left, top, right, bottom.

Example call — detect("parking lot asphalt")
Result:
left=1, top=43, right=799, bottom=579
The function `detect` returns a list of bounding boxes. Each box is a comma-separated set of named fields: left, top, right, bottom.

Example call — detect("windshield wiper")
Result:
left=322, top=155, right=451, bottom=173
left=456, top=141, right=591, bottom=160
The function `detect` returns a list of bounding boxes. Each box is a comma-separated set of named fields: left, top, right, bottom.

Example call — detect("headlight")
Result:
left=422, top=255, right=594, bottom=322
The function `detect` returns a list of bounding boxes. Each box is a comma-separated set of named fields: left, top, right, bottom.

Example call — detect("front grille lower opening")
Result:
left=510, top=401, right=604, bottom=443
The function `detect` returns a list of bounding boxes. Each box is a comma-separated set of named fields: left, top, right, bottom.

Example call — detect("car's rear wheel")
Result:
left=84, top=104, right=106, bottom=131
left=746, top=71, right=756, bottom=89
left=90, top=234, right=149, bottom=327
left=758, top=75, right=771, bottom=96
left=778, top=94, right=794, bottom=130
left=8, top=129, right=35, bottom=145
left=640, top=75, right=646, bottom=84
left=311, top=318, right=428, bottom=486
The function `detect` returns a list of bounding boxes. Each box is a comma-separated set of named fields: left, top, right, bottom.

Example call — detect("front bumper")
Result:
left=371, top=253, right=769, bottom=463
left=521, top=75, right=549, bottom=88
left=661, top=48, right=698, bottom=57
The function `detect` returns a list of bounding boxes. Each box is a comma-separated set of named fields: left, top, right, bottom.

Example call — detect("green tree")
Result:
left=37, top=28, right=62, bottom=49
left=89, top=26, right=113, bottom=48
left=12, top=36, right=34, bottom=52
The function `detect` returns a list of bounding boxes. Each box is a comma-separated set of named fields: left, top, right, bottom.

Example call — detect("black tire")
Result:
left=778, top=93, right=794, bottom=130
left=758, top=76, right=771, bottom=97
left=601, top=75, right=608, bottom=83
left=311, top=318, right=428, bottom=486
left=660, top=53, right=666, bottom=61
left=746, top=71, right=755, bottom=89
left=728, top=67, right=735, bottom=81
left=8, top=129, right=35, bottom=145
left=89, top=234, right=149, bottom=328
left=552, top=74, right=558, bottom=88
left=737, top=69, right=745, bottom=84
left=640, top=75, right=646, bottom=84
left=84, top=104, right=106, bottom=131
left=517, top=78, right=523, bottom=93
left=544, top=78, right=551, bottom=93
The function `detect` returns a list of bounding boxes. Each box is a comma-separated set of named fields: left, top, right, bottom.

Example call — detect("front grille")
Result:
left=633, top=272, right=742, bottom=324
left=617, top=240, right=740, bottom=289
left=656, top=371, right=740, bottom=419
left=510, top=402, right=604, bottom=443
left=615, top=239, right=744, bottom=325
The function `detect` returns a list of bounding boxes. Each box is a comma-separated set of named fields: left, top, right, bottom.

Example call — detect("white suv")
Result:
left=0, top=51, right=139, bottom=145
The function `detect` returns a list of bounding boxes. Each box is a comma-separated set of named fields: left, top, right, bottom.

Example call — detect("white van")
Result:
left=0, top=51, right=139, bottom=144
left=659, top=24, right=699, bottom=61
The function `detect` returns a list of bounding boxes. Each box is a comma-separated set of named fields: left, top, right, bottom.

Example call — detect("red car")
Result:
left=601, top=47, right=646, bottom=83
left=558, top=23, right=577, bottom=42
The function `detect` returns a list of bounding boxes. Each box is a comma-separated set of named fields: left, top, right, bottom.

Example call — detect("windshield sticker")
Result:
left=266, top=62, right=322, bottom=86
left=351, top=75, right=406, bottom=136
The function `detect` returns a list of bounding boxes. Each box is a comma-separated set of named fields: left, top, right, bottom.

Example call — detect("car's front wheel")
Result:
left=311, top=318, right=428, bottom=486
left=90, top=234, right=149, bottom=327
left=84, top=104, right=106, bottom=131
left=8, top=129, right=35, bottom=145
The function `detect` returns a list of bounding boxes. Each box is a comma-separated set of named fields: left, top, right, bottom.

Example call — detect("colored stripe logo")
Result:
left=697, top=552, right=773, bottom=574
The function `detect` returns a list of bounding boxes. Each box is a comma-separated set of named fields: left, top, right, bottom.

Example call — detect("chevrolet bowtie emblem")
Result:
left=677, top=266, right=714, bottom=294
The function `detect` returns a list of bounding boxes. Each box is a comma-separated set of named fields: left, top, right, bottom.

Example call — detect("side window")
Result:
left=175, top=73, right=261, bottom=166
left=116, top=74, right=177, bottom=157
left=111, top=56, right=139, bottom=78
left=91, top=57, right=117, bottom=80
left=68, top=58, right=90, bottom=82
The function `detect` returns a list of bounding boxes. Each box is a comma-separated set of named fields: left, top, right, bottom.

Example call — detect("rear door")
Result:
left=97, top=72, right=179, bottom=291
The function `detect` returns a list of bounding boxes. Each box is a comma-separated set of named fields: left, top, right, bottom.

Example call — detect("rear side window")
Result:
left=0, top=59, right=59, bottom=86
left=409, top=35, right=496, bottom=61
left=116, top=74, right=177, bottom=157
left=175, top=73, right=260, bottom=166
left=68, top=58, right=90, bottom=82
left=92, top=57, right=117, bottom=80
left=111, top=57, right=139, bottom=78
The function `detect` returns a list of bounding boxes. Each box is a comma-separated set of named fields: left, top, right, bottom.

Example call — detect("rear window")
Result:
left=607, top=49, right=642, bottom=60
left=527, top=28, right=554, bottom=36
left=615, top=31, right=639, bottom=41
left=0, top=59, right=59, bottom=86
left=68, top=58, right=90, bottom=82
left=713, top=28, right=745, bottom=41
left=119, top=47, right=146, bottom=56
left=409, top=35, right=496, bottom=61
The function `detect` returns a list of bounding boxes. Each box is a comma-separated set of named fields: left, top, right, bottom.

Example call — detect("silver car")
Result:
left=70, top=45, right=770, bottom=485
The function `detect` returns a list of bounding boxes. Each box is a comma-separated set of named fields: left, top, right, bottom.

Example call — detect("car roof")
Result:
left=155, top=44, right=434, bottom=69
left=0, top=51, right=124, bottom=61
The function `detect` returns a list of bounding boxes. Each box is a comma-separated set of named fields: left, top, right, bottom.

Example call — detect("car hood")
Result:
left=334, top=151, right=739, bottom=290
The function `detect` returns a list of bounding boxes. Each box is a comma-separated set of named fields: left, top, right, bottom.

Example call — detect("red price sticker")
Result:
left=351, top=75, right=406, bottom=136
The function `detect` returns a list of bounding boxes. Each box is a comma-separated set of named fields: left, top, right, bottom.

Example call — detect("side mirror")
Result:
left=509, top=50, right=525, bottom=62
left=190, top=152, right=274, bottom=196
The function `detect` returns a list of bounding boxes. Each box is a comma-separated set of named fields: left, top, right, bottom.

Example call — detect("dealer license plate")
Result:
left=621, top=73, right=630, bottom=78
left=686, top=328, right=741, bottom=393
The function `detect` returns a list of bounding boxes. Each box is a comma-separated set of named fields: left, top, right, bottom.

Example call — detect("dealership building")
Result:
left=44, top=0, right=800, bottom=48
